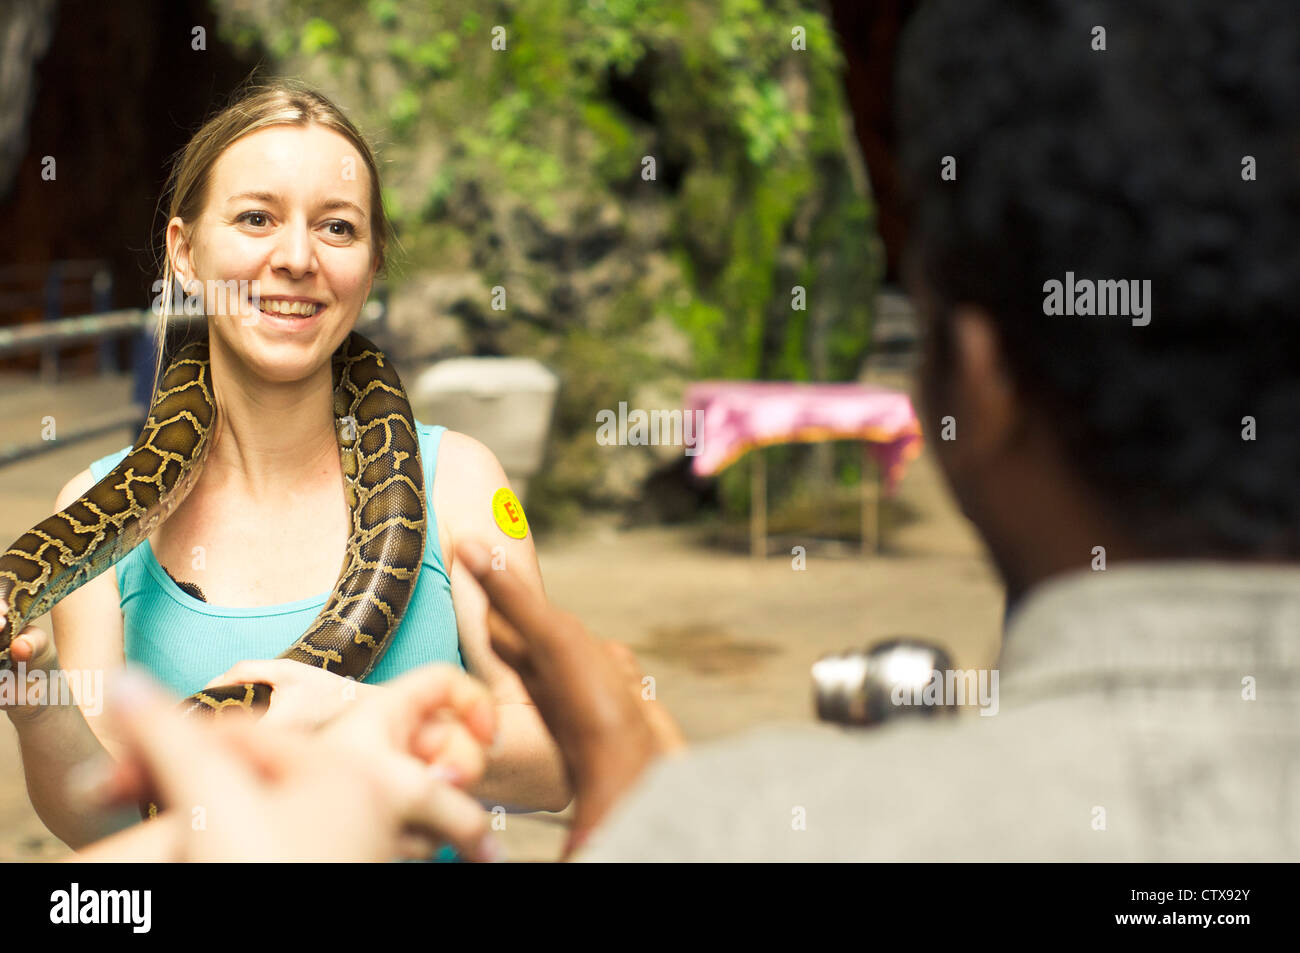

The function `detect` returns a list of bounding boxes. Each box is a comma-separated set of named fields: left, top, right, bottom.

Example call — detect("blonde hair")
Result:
left=151, top=78, right=393, bottom=398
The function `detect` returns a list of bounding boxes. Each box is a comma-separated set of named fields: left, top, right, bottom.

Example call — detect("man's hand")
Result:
left=454, top=540, right=684, bottom=857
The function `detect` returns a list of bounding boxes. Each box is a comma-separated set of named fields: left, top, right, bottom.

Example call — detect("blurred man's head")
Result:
left=895, top=0, right=1300, bottom=600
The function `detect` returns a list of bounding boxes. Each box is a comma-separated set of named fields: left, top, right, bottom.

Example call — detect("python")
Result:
left=0, top=331, right=425, bottom=721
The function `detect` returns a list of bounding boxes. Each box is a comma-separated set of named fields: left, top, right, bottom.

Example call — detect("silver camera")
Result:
left=812, top=639, right=957, bottom=726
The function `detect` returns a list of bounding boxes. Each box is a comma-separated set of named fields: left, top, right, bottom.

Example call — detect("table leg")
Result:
left=861, top=443, right=880, bottom=556
left=751, top=448, right=766, bottom=559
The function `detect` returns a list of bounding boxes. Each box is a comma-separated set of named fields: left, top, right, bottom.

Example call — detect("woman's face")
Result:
left=170, top=123, right=377, bottom=384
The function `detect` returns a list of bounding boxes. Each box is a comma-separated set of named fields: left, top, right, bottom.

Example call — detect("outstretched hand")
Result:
left=454, top=540, right=684, bottom=857
left=75, top=663, right=501, bottom=862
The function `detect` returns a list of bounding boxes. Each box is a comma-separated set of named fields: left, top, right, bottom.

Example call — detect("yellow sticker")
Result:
left=492, top=487, right=529, bottom=539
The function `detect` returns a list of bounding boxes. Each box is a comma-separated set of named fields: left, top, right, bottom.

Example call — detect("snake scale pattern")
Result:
left=0, top=331, right=426, bottom=722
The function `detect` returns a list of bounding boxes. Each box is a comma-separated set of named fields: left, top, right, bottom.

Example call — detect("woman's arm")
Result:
left=10, top=468, right=133, bottom=847
left=435, top=431, right=571, bottom=813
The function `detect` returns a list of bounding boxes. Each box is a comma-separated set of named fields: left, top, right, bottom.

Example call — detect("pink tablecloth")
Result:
left=684, top=381, right=923, bottom=492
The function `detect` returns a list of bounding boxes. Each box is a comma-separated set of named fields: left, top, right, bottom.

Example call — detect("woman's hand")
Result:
left=202, top=658, right=377, bottom=733
left=76, top=664, right=501, bottom=862
left=0, top=605, right=62, bottom=726
left=454, top=540, right=685, bottom=858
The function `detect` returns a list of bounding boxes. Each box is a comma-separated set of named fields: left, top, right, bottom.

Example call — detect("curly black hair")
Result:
left=896, top=0, right=1300, bottom=558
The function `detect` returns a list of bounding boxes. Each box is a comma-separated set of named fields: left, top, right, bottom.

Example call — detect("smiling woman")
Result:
left=163, top=107, right=381, bottom=388
left=0, top=80, right=570, bottom=855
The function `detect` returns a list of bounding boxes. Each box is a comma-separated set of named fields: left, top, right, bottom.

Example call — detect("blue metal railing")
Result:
left=0, top=259, right=118, bottom=379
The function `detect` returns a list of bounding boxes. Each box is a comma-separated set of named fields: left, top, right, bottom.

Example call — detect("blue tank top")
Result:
left=87, top=422, right=463, bottom=699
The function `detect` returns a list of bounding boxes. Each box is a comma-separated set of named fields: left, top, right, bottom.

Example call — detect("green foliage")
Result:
left=367, top=0, right=398, bottom=28
left=211, top=0, right=882, bottom=521
left=299, top=17, right=340, bottom=55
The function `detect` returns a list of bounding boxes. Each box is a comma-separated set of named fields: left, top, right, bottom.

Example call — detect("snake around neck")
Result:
left=0, top=330, right=427, bottom=721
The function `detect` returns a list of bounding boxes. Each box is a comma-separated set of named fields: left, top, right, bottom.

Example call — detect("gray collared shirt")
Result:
left=577, top=563, right=1300, bottom=861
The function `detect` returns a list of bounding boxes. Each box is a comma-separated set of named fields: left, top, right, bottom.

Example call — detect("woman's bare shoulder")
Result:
left=434, top=430, right=508, bottom=480
left=431, top=430, right=510, bottom=518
